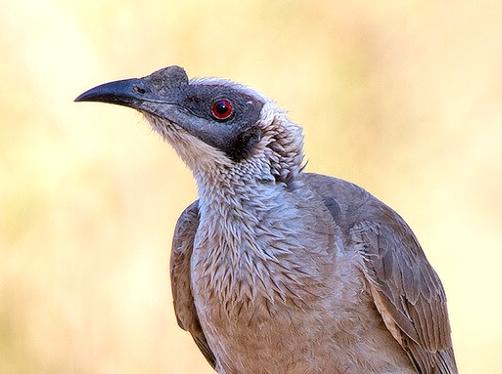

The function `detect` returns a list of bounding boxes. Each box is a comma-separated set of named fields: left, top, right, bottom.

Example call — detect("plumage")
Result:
left=170, top=201, right=216, bottom=368
left=76, top=65, right=457, bottom=373
left=171, top=174, right=457, bottom=373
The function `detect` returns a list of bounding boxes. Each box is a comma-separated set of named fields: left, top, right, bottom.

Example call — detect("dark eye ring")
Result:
left=211, top=99, right=233, bottom=121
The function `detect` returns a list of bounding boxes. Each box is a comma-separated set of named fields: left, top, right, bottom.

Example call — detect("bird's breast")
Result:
left=188, top=185, right=409, bottom=372
left=190, top=238, right=335, bottom=373
left=189, top=202, right=414, bottom=373
left=188, top=201, right=339, bottom=372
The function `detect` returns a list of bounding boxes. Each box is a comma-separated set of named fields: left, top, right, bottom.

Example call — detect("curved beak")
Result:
left=74, top=67, right=194, bottom=136
left=75, top=66, right=189, bottom=112
left=75, top=78, right=149, bottom=108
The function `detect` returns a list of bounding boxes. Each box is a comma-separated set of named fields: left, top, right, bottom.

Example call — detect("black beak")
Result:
left=75, top=78, right=146, bottom=108
left=75, top=67, right=192, bottom=132
left=75, top=66, right=189, bottom=111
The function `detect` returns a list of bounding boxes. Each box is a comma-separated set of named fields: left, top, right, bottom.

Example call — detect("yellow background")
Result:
left=1, top=0, right=501, bottom=373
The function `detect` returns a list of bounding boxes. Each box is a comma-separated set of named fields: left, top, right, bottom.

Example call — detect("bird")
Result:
left=76, top=65, right=457, bottom=374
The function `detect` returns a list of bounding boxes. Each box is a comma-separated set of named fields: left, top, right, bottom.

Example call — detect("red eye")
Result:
left=211, top=99, right=233, bottom=120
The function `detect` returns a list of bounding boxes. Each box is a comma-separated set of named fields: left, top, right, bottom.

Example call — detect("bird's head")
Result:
left=76, top=66, right=304, bottom=185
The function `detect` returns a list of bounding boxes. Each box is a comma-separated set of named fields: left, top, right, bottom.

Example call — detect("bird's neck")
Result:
left=191, top=170, right=335, bottom=314
left=194, top=165, right=287, bottom=235
left=193, top=168, right=310, bottom=298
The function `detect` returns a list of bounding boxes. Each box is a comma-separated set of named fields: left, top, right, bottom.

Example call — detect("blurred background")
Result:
left=1, top=0, right=501, bottom=372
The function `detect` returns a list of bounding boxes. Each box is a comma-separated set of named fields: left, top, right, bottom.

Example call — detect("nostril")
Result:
left=133, top=86, right=146, bottom=94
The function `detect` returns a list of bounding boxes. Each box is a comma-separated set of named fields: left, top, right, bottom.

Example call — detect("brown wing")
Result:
left=304, top=173, right=457, bottom=374
left=350, top=208, right=457, bottom=374
left=170, top=200, right=216, bottom=369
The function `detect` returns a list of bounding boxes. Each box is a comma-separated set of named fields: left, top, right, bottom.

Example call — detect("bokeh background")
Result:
left=1, top=0, right=501, bottom=373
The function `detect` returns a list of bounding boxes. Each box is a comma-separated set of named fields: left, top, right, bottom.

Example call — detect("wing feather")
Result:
left=170, top=200, right=216, bottom=369
left=304, top=173, right=457, bottom=374
left=350, top=203, right=457, bottom=373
